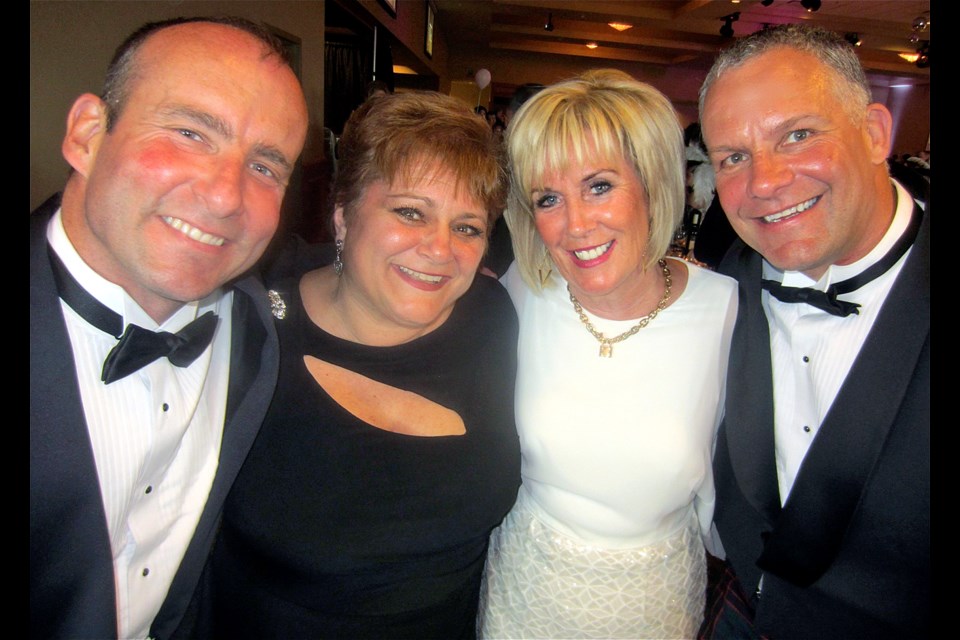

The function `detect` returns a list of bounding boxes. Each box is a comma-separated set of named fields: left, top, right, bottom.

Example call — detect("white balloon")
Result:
left=474, top=68, right=492, bottom=90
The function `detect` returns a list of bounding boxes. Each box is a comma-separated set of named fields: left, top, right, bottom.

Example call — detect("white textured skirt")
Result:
left=478, top=488, right=705, bottom=639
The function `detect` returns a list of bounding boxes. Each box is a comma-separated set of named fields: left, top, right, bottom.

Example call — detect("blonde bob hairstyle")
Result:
left=505, top=69, right=685, bottom=291
left=333, top=90, right=507, bottom=231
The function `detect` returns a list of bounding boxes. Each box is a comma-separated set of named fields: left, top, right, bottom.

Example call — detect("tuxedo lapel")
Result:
left=220, top=277, right=277, bottom=475
left=31, top=196, right=280, bottom=639
left=756, top=203, right=930, bottom=586
left=722, top=243, right=782, bottom=528
left=30, top=197, right=119, bottom=638
left=225, top=282, right=268, bottom=422
left=150, top=275, right=279, bottom=640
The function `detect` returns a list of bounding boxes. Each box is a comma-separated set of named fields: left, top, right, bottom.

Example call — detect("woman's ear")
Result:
left=333, top=206, right=347, bottom=243
left=61, top=94, right=108, bottom=177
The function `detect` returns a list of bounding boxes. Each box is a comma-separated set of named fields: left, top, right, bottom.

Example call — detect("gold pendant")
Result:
left=538, top=267, right=552, bottom=287
left=599, top=341, right=613, bottom=358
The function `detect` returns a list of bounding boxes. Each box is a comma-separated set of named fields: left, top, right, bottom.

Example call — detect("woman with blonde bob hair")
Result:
left=478, top=69, right=738, bottom=638
left=506, top=69, right=685, bottom=291
left=209, top=91, right=521, bottom=638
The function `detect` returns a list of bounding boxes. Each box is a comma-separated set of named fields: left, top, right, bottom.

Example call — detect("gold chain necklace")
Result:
left=567, top=258, right=672, bottom=358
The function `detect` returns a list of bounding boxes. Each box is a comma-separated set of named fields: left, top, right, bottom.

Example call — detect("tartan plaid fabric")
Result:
left=698, top=553, right=766, bottom=640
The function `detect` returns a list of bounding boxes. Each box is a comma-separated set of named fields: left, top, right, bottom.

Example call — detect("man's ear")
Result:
left=333, top=206, right=347, bottom=243
left=863, top=103, right=894, bottom=166
left=62, top=93, right=108, bottom=177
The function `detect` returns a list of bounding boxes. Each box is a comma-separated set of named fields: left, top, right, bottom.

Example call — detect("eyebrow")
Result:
left=706, top=144, right=737, bottom=156
left=709, top=113, right=823, bottom=154
left=580, top=169, right=611, bottom=182
left=770, top=114, right=819, bottom=136
left=387, top=193, right=486, bottom=219
left=252, top=143, right=293, bottom=173
left=387, top=192, right=434, bottom=204
left=159, top=104, right=293, bottom=173
left=160, top=104, right=233, bottom=139
left=457, top=210, right=487, bottom=222
left=533, top=168, right=615, bottom=191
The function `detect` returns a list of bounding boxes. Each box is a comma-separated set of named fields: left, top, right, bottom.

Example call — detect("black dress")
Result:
left=209, top=275, right=521, bottom=639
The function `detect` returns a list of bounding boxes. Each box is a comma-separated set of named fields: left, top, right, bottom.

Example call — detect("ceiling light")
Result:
left=800, top=0, right=821, bottom=12
left=844, top=33, right=862, bottom=47
left=898, top=52, right=920, bottom=63
left=608, top=22, right=633, bottom=32
left=585, top=42, right=598, bottom=49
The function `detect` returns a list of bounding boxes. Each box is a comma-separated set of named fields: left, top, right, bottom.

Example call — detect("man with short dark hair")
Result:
left=30, top=17, right=308, bottom=639
left=699, top=24, right=929, bottom=638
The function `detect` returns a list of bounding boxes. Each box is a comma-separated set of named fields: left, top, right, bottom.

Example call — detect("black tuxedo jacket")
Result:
left=714, top=200, right=930, bottom=639
left=30, top=194, right=280, bottom=639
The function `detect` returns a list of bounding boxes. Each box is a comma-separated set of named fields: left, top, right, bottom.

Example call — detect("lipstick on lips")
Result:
left=569, top=240, right=614, bottom=267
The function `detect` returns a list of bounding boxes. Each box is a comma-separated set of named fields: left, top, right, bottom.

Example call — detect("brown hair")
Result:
left=102, top=16, right=290, bottom=131
left=334, top=91, right=507, bottom=230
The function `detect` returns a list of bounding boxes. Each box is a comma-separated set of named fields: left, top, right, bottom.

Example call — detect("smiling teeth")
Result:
left=573, top=241, right=613, bottom=261
left=162, top=216, right=225, bottom=246
left=763, top=197, right=819, bottom=223
left=398, top=265, right=443, bottom=284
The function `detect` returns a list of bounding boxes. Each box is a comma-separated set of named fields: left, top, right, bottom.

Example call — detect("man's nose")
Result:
left=748, top=152, right=793, bottom=199
left=195, top=157, right=244, bottom=217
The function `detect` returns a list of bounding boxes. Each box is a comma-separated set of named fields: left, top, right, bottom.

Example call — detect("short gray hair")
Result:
left=699, top=24, right=871, bottom=123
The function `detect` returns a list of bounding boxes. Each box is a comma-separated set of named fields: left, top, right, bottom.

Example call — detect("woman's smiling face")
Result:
left=532, top=153, right=652, bottom=313
left=334, top=168, right=488, bottom=341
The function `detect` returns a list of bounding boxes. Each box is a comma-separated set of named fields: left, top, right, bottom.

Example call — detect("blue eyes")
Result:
left=718, top=129, right=814, bottom=169
left=535, top=194, right=558, bottom=208
left=721, top=152, right=746, bottom=168
left=590, top=181, right=612, bottom=195
left=172, top=127, right=283, bottom=185
left=177, top=128, right=203, bottom=142
left=534, top=180, right=612, bottom=209
left=251, top=163, right=275, bottom=179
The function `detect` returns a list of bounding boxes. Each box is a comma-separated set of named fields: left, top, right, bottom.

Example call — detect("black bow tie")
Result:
left=48, top=246, right=219, bottom=384
left=761, top=200, right=922, bottom=317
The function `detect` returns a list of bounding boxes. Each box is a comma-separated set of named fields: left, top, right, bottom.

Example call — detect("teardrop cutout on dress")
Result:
left=304, top=355, right=466, bottom=436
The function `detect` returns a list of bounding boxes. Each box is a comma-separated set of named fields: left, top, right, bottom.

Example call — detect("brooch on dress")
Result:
left=267, top=290, right=287, bottom=320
